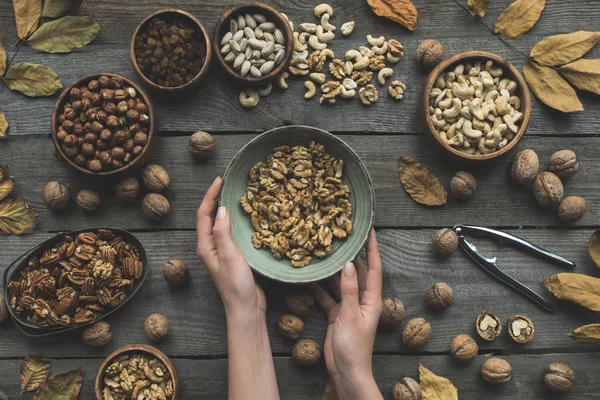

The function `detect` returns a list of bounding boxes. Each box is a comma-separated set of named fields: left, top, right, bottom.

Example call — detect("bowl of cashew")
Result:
left=420, top=50, right=531, bottom=162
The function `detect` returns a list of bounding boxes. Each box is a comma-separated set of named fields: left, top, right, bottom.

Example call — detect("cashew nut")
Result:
left=430, top=88, right=443, bottom=99
left=345, top=60, right=353, bottom=75
left=320, top=13, right=336, bottom=32
left=298, top=32, right=311, bottom=44
left=442, top=98, right=462, bottom=119
left=460, top=105, right=471, bottom=120
left=314, top=3, right=333, bottom=17
left=366, top=34, right=385, bottom=47
left=293, top=32, right=307, bottom=52
left=352, top=55, right=370, bottom=70
left=484, top=89, right=499, bottom=102
left=293, top=49, right=309, bottom=59
left=469, top=98, right=485, bottom=120
left=320, top=48, right=335, bottom=60
left=509, top=95, right=521, bottom=110
left=372, top=42, right=388, bottom=56
left=316, top=25, right=335, bottom=43
left=431, top=110, right=446, bottom=130
left=451, top=76, right=475, bottom=100
left=277, top=72, right=289, bottom=90
left=387, top=53, right=402, bottom=64
left=437, top=90, right=453, bottom=110
left=340, top=21, right=354, bottom=36
left=342, top=78, right=357, bottom=90
left=454, top=64, right=465, bottom=76
left=308, top=35, right=327, bottom=50
left=444, top=72, right=456, bottom=89
left=308, top=72, right=325, bottom=84
left=257, top=82, right=272, bottom=97
left=462, top=120, right=483, bottom=140
left=304, top=81, right=317, bottom=99
left=239, top=88, right=260, bottom=108
left=340, top=86, right=356, bottom=99
left=468, top=61, right=482, bottom=77
left=435, top=75, right=446, bottom=90
left=479, top=71, right=494, bottom=88
left=498, top=78, right=517, bottom=93
left=473, top=80, right=484, bottom=98
left=485, top=61, right=504, bottom=78
left=502, top=114, right=518, bottom=133
left=300, top=23, right=318, bottom=33
left=377, top=67, right=393, bottom=85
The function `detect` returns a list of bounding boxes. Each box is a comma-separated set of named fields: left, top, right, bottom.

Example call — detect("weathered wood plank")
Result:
left=0, top=354, right=598, bottom=399
left=1, top=37, right=599, bottom=136
left=1, top=228, right=598, bottom=358
left=0, top=134, right=598, bottom=230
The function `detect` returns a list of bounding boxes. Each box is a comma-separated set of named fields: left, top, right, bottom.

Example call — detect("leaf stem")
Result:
left=2, top=15, right=42, bottom=79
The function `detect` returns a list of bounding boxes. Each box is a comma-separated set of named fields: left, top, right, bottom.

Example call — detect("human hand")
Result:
left=310, top=230, right=383, bottom=400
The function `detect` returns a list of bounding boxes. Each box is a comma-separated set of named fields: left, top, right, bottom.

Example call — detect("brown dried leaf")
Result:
left=0, top=177, right=15, bottom=201
left=530, top=31, right=600, bottom=67
left=0, top=197, right=38, bottom=235
left=494, top=0, right=546, bottom=38
left=0, top=165, right=7, bottom=181
left=568, top=324, right=600, bottom=345
left=419, top=363, right=458, bottom=400
left=4, top=62, right=63, bottom=97
left=0, top=42, right=6, bottom=76
left=468, top=0, right=489, bottom=17
left=322, top=378, right=339, bottom=400
left=12, top=0, right=43, bottom=39
left=588, top=230, right=600, bottom=271
left=560, top=59, right=600, bottom=95
left=398, top=156, right=447, bottom=206
left=544, top=273, right=600, bottom=311
left=33, top=369, right=82, bottom=400
left=366, top=0, right=418, bottom=31
left=523, top=60, right=583, bottom=113
left=0, top=108, right=7, bottom=137
left=20, top=356, right=51, bottom=393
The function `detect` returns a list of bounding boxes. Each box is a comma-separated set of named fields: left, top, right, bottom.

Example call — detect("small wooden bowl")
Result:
left=51, top=73, right=157, bottom=178
left=420, top=50, right=531, bottom=162
left=130, top=8, right=212, bottom=94
left=213, top=2, right=294, bottom=86
left=95, top=344, right=179, bottom=400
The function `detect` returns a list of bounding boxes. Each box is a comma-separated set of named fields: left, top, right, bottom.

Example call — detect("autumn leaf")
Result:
left=495, top=0, right=546, bottom=38
left=0, top=178, right=15, bottom=201
left=523, top=60, right=583, bottom=113
left=27, top=16, right=100, bottom=53
left=41, top=0, right=82, bottom=18
left=559, top=59, right=600, bottom=95
left=322, top=378, right=338, bottom=400
left=544, top=273, right=600, bottom=311
left=0, top=197, right=38, bottom=235
left=589, top=230, right=600, bottom=271
left=0, top=108, right=8, bottom=137
left=468, top=0, right=489, bottom=17
left=0, top=165, right=7, bottom=181
left=4, top=62, right=62, bottom=97
left=530, top=31, right=600, bottom=67
left=366, top=0, right=418, bottom=31
left=13, top=0, right=43, bottom=39
left=568, top=324, right=600, bottom=345
left=419, top=363, right=458, bottom=400
left=398, top=156, right=447, bottom=206
left=0, top=42, right=6, bottom=76
left=33, top=369, right=82, bottom=400
left=20, top=356, right=51, bottom=393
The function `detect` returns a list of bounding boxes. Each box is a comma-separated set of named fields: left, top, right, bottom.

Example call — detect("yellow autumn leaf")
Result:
left=523, top=61, right=583, bottom=113
left=398, top=157, right=447, bottom=206
left=559, top=59, right=600, bottom=95
left=568, top=324, right=600, bottom=345
left=4, top=62, right=63, bottom=97
left=322, top=378, right=338, bottom=400
left=0, top=197, right=38, bottom=235
left=12, top=0, right=43, bottom=39
left=20, top=356, right=51, bottom=393
left=0, top=108, right=8, bottom=137
left=419, top=363, right=458, bottom=400
left=468, top=0, right=489, bottom=17
left=530, top=31, right=600, bottom=67
left=0, top=177, right=15, bottom=201
left=589, top=230, right=600, bottom=271
left=544, top=273, right=600, bottom=311
left=0, top=42, right=6, bottom=76
left=495, top=0, right=546, bottom=38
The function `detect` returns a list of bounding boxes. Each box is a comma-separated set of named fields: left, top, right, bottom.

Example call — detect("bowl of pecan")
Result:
left=221, top=125, right=375, bottom=283
left=95, top=344, right=179, bottom=400
left=51, top=73, right=156, bottom=177
left=4, top=228, right=147, bottom=337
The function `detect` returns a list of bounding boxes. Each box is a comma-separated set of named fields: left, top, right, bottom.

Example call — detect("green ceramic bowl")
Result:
left=221, top=125, right=375, bottom=283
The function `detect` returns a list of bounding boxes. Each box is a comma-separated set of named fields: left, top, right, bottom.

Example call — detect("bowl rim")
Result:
left=129, top=8, right=213, bottom=92
left=212, top=2, right=294, bottom=85
left=50, top=72, right=157, bottom=177
left=421, top=50, right=532, bottom=161
left=221, top=125, right=375, bottom=283
left=94, top=344, right=179, bottom=400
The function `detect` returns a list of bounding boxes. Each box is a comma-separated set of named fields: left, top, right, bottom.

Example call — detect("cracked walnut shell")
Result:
left=476, top=311, right=502, bottom=341
left=507, top=314, right=534, bottom=343
left=401, top=318, right=431, bottom=349
left=277, top=314, right=304, bottom=340
left=359, top=84, right=378, bottom=105
left=292, top=339, right=322, bottom=365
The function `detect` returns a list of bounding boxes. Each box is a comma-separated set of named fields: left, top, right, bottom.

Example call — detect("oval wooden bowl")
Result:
left=420, top=50, right=531, bottom=162
left=51, top=73, right=157, bottom=178
left=213, top=2, right=294, bottom=86
left=95, top=344, right=179, bottom=400
left=130, top=8, right=212, bottom=94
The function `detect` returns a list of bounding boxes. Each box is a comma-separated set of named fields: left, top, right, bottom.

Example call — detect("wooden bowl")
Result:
left=130, top=8, right=212, bottom=94
left=51, top=73, right=157, bottom=178
left=420, top=50, right=531, bottom=162
left=213, top=2, right=294, bottom=86
left=95, top=344, right=179, bottom=400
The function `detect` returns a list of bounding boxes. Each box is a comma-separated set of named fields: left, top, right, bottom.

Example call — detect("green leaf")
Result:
left=0, top=197, right=38, bottom=235
left=0, top=42, right=6, bottom=76
left=4, top=62, right=62, bottom=97
left=12, top=0, right=43, bottom=39
left=0, top=108, right=7, bottom=137
left=33, top=369, right=82, bottom=400
left=41, top=0, right=82, bottom=18
left=27, top=15, right=99, bottom=53
left=20, top=356, right=51, bottom=393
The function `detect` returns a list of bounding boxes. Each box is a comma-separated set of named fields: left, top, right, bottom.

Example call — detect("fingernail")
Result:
left=217, top=206, right=227, bottom=219
left=213, top=176, right=221, bottom=185
left=343, top=262, right=355, bottom=277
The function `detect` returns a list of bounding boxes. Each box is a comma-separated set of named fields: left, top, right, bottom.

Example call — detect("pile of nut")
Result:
left=428, top=60, right=523, bottom=155
left=241, top=141, right=352, bottom=267
left=134, top=17, right=207, bottom=87
left=101, top=352, right=174, bottom=400
left=55, top=75, right=151, bottom=173
left=7, top=229, right=144, bottom=328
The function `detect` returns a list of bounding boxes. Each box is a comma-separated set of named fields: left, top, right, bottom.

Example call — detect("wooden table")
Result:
left=1, top=1, right=600, bottom=398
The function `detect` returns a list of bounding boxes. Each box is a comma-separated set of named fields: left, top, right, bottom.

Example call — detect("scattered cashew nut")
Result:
left=257, top=82, right=272, bottom=97
left=304, top=81, right=317, bottom=99
left=377, top=68, right=393, bottom=85
left=300, top=23, right=318, bottom=33
left=239, top=88, right=260, bottom=108
left=372, top=42, right=388, bottom=56
left=316, top=25, right=335, bottom=43
left=277, top=72, right=289, bottom=89
left=340, top=21, right=354, bottom=36
left=308, top=35, right=327, bottom=50
left=366, top=34, right=385, bottom=47
left=320, top=13, right=336, bottom=32
left=314, top=4, right=333, bottom=17
left=310, top=72, right=327, bottom=84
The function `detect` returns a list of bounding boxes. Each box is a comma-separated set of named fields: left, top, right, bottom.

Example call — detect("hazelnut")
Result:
left=392, top=377, right=422, bottom=400
left=450, top=171, right=476, bottom=200
left=81, top=321, right=112, bottom=347
left=533, top=172, right=564, bottom=209
left=544, top=363, right=575, bottom=392
left=284, top=292, right=314, bottom=317
left=0, top=292, right=8, bottom=324
left=507, top=314, right=534, bottom=344
left=115, top=177, right=140, bottom=202
left=189, top=131, right=216, bottom=158
left=548, top=150, right=580, bottom=179
left=88, top=159, right=103, bottom=172
left=450, top=334, right=478, bottom=362
left=476, top=311, right=502, bottom=341
left=277, top=314, right=305, bottom=340
left=558, top=196, right=587, bottom=223
left=76, top=189, right=101, bottom=211
left=142, top=193, right=171, bottom=221
left=432, top=228, right=458, bottom=258
left=379, top=297, right=406, bottom=329
left=163, top=258, right=189, bottom=287
left=43, top=181, right=70, bottom=211
left=144, top=313, right=169, bottom=342
left=481, top=357, right=512, bottom=385
left=401, top=318, right=432, bottom=349
left=511, top=149, right=539, bottom=185
left=292, top=339, right=322, bottom=365
left=415, top=39, right=444, bottom=68
left=426, top=282, right=453, bottom=311
left=142, top=164, right=171, bottom=192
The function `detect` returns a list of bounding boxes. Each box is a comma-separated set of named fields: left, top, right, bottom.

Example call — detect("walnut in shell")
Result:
left=476, top=311, right=501, bottom=341
left=142, top=164, right=171, bottom=192
left=426, top=282, right=453, bottom=311
left=277, top=314, right=304, bottom=340
left=142, top=193, right=171, bottom=221
left=415, top=40, right=444, bottom=68
left=450, top=334, right=478, bottom=362
left=548, top=150, right=580, bottom=179
left=450, top=171, right=476, bottom=200
left=481, top=357, right=512, bottom=385
left=544, top=363, right=575, bottom=392
left=145, top=313, right=169, bottom=342
left=558, top=196, right=587, bottom=223
left=115, top=176, right=140, bottom=201
left=401, top=318, right=431, bottom=349
left=76, top=189, right=101, bottom=211
left=189, top=131, right=216, bottom=158
left=392, top=377, right=421, bottom=400
left=43, top=181, right=70, bottom=211
left=511, top=149, right=539, bottom=185
left=81, top=321, right=112, bottom=347
left=292, top=339, right=322, bottom=365
left=379, top=297, right=406, bottom=329
left=285, top=292, right=314, bottom=317
left=163, top=258, right=190, bottom=287
left=432, top=228, right=458, bottom=258
left=533, top=172, right=563, bottom=209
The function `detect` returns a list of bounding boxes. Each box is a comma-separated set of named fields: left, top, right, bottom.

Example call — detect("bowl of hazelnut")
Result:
left=420, top=50, right=532, bottom=162
left=51, top=73, right=156, bottom=177
left=131, top=8, right=212, bottom=94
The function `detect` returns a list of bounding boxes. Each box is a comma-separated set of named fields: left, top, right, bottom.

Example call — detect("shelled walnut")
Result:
left=507, top=314, right=534, bottom=343
left=476, top=311, right=501, bottom=341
